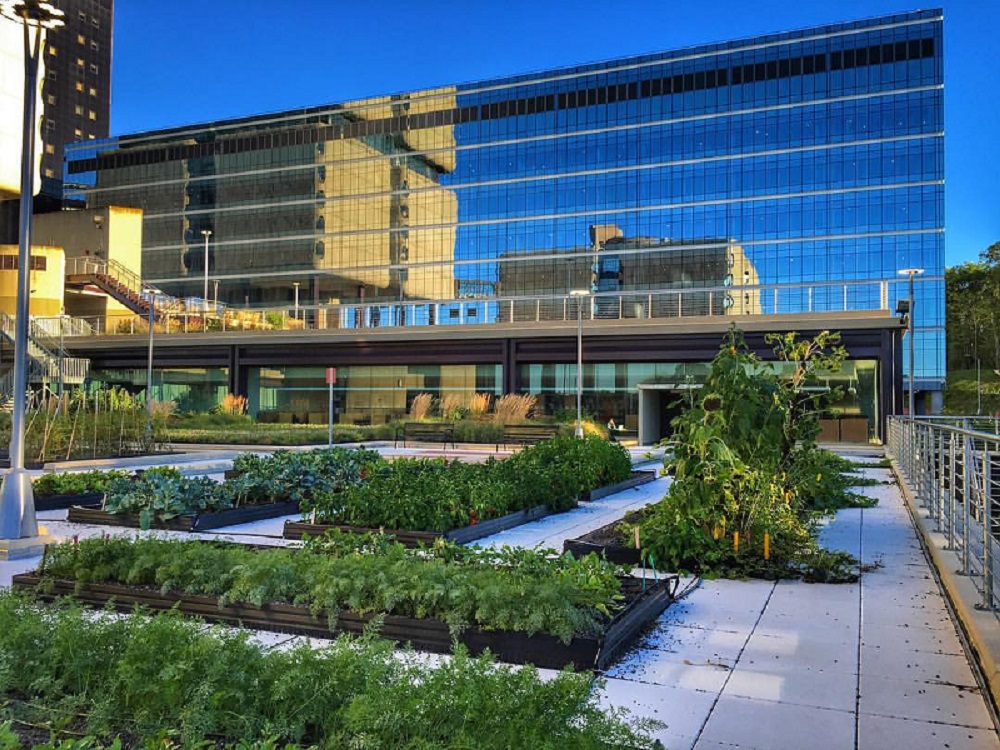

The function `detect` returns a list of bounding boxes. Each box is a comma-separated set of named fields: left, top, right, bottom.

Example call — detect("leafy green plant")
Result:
left=32, top=470, right=131, bottom=498
left=0, top=592, right=653, bottom=747
left=101, top=448, right=380, bottom=529
left=309, top=436, right=631, bottom=532
left=632, top=328, right=870, bottom=578
left=39, top=534, right=627, bottom=644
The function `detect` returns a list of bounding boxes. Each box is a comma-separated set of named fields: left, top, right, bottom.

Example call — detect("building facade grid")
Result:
left=62, top=9, right=943, bottom=423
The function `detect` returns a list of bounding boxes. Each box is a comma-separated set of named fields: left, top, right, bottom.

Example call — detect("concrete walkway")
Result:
left=1, top=456, right=997, bottom=749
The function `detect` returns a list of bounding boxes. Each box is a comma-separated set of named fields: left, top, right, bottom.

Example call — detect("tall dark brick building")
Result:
left=39, top=0, right=112, bottom=200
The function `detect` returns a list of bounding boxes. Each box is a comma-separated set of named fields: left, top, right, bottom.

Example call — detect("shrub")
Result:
left=453, top=419, right=504, bottom=445
left=147, top=398, right=177, bottom=422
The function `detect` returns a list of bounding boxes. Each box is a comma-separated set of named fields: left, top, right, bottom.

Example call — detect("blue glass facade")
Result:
left=64, top=9, right=944, bottom=388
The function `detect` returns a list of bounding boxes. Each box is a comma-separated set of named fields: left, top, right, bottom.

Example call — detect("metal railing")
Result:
left=42, top=277, right=895, bottom=338
left=0, top=313, right=90, bottom=385
left=67, top=256, right=144, bottom=297
left=888, top=417, right=1000, bottom=616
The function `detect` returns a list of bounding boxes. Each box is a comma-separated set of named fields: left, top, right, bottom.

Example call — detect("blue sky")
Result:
left=110, top=0, right=998, bottom=267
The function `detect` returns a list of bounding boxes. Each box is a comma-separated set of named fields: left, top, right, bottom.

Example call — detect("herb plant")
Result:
left=39, top=534, right=626, bottom=644
left=0, top=592, right=655, bottom=748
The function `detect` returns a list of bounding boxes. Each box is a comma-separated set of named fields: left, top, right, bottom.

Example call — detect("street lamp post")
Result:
left=0, top=0, right=65, bottom=552
left=570, top=289, right=590, bottom=438
left=144, top=290, right=154, bottom=446
left=293, top=282, right=300, bottom=322
left=898, top=268, right=924, bottom=417
left=201, top=229, right=212, bottom=312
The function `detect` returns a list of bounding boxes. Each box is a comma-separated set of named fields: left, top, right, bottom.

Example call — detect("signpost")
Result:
left=326, top=367, right=337, bottom=446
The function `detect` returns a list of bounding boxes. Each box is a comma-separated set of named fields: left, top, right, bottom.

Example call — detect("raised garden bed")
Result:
left=66, top=500, right=300, bottom=532
left=585, top=469, right=656, bottom=501
left=12, top=572, right=677, bottom=671
left=285, top=503, right=551, bottom=545
left=564, top=510, right=647, bottom=566
left=34, top=491, right=105, bottom=512
left=284, top=471, right=656, bottom=544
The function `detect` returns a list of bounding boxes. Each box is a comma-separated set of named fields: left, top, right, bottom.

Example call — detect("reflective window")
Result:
left=65, top=10, right=944, bottom=384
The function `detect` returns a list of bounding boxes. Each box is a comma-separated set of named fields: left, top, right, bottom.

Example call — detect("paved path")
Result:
left=2, top=455, right=997, bottom=749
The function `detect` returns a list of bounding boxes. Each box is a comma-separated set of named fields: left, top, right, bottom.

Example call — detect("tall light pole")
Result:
left=0, top=0, right=64, bottom=552
left=898, top=268, right=924, bottom=417
left=293, top=282, right=300, bottom=322
left=144, top=289, right=154, bottom=446
left=201, top=229, right=212, bottom=312
left=570, top=289, right=590, bottom=438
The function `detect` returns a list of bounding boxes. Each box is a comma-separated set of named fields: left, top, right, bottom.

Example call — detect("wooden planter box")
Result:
left=12, top=573, right=677, bottom=671
left=284, top=471, right=657, bottom=545
left=34, top=491, right=105, bottom=512
left=66, top=501, right=300, bottom=532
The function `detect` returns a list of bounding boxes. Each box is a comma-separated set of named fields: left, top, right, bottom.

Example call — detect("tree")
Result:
left=946, top=241, right=1000, bottom=373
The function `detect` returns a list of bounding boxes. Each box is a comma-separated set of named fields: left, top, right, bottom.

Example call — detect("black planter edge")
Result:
left=282, top=473, right=657, bottom=544
left=563, top=513, right=645, bottom=567
left=584, top=470, right=658, bottom=502
left=65, top=501, right=300, bottom=532
left=12, top=573, right=677, bottom=672
left=35, top=492, right=105, bottom=512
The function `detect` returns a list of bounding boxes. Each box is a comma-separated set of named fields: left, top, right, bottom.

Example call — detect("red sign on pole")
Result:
left=326, top=367, right=337, bottom=384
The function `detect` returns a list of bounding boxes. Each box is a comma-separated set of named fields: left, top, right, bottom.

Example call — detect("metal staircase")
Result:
left=0, top=312, right=90, bottom=409
left=65, top=257, right=156, bottom=316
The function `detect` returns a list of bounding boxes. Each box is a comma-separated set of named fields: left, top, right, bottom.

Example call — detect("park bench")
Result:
left=497, top=424, right=561, bottom=450
left=394, top=422, right=455, bottom=449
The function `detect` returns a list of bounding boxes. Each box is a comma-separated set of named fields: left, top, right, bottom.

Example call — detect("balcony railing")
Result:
left=889, top=416, right=1000, bottom=617
left=40, top=278, right=899, bottom=338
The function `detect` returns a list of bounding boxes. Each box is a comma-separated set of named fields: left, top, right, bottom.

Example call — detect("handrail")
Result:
left=908, top=415, right=1000, bottom=436
left=67, top=256, right=143, bottom=296
left=39, top=277, right=899, bottom=338
left=0, top=312, right=91, bottom=384
left=888, top=416, right=1000, bottom=616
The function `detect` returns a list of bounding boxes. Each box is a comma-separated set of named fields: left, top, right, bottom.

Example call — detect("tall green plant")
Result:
left=636, top=328, right=854, bottom=575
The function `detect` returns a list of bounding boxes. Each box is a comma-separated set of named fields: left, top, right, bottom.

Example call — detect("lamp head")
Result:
left=0, top=1, right=65, bottom=28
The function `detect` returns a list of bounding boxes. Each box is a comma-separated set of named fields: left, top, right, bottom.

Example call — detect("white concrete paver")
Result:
left=2, top=453, right=999, bottom=749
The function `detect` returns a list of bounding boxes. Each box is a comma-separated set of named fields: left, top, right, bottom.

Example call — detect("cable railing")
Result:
left=42, top=278, right=895, bottom=338
left=888, top=417, right=1000, bottom=617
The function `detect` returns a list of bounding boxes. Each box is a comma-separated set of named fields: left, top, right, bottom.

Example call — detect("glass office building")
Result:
left=64, top=9, right=943, bottom=427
